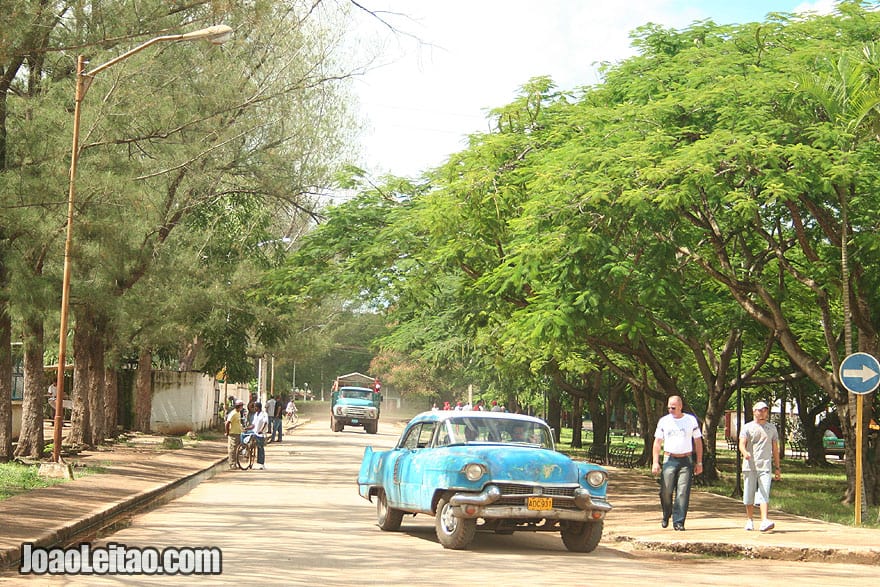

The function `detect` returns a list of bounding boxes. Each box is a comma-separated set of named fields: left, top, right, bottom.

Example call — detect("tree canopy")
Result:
left=264, top=2, right=880, bottom=504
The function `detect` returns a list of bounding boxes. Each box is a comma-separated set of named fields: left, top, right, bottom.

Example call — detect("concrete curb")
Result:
left=611, top=534, right=880, bottom=565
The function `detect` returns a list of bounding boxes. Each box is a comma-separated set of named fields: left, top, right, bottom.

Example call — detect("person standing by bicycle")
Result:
left=249, top=401, right=270, bottom=469
left=225, top=399, right=246, bottom=469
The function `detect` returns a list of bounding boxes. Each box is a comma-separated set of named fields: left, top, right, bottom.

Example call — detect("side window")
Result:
left=401, top=425, right=422, bottom=449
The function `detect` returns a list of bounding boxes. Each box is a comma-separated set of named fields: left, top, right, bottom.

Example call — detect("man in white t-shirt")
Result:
left=249, top=402, right=270, bottom=470
left=651, top=395, right=703, bottom=531
left=739, top=401, right=781, bottom=532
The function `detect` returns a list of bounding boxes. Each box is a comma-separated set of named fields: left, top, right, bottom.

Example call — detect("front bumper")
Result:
left=448, top=484, right=611, bottom=521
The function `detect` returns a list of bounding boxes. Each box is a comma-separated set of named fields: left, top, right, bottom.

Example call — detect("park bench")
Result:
left=788, top=439, right=807, bottom=461
left=609, top=445, right=638, bottom=468
left=585, top=443, right=607, bottom=464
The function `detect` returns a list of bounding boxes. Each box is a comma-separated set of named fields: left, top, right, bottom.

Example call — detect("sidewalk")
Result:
left=1, top=426, right=878, bottom=571
left=0, top=433, right=229, bottom=570
left=603, top=466, right=880, bottom=565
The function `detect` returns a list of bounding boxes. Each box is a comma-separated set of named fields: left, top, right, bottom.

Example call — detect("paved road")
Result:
left=15, top=419, right=876, bottom=586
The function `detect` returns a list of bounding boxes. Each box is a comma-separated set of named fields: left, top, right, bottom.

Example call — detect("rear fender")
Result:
left=357, top=446, right=378, bottom=500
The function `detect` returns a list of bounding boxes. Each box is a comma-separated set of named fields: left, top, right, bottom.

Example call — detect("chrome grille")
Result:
left=344, top=407, right=370, bottom=418
left=493, top=483, right=580, bottom=510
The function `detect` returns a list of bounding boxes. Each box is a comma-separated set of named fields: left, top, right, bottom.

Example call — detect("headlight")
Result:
left=586, top=470, right=607, bottom=487
left=462, top=463, right=486, bottom=481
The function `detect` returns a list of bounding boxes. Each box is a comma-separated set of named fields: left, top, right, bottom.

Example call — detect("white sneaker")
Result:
left=744, top=519, right=753, bottom=531
left=759, top=520, right=775, bottom=532
left=258, top=465, right=265, bottom=470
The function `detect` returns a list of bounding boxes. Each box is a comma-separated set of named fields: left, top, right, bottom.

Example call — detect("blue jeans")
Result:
left=272, top=417, right=282, bottom=441
left=659, top=456, right=694, bottom=525
left=255, top=435, right=265, bottom=465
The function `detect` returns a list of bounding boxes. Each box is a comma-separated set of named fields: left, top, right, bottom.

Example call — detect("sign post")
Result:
left=838, top=352, right=880, bottom=525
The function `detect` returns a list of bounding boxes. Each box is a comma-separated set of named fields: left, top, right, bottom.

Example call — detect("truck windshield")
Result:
left=339, top=389, right=373, bottom=400
left=444, top=417, right=553, bottom=449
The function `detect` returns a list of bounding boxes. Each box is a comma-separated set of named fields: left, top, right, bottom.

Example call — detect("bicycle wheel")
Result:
left=247, top=442, right=257, bottom=469
left=236, top=440, right=253, bottom=470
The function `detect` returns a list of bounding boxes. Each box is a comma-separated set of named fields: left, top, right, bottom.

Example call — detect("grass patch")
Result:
left=0, top=462, right=66, bottom=501
left=0, top=461, right=107, bottom=502
left=556, top=426, right=880, bottom=528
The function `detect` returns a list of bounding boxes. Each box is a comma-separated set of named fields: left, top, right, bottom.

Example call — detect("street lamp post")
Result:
left=731, top=334, right=743, bottom=498
left=51, top=25, right=233, bottom=462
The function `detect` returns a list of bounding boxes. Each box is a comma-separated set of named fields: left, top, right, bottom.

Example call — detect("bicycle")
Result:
left=236, top=431, right=258, bottom=470
left=285, top=408, right=299, bottom=426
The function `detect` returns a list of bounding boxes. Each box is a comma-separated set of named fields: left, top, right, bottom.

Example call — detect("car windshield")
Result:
left=339, top=389, right=372, bottom=400
left=441, top=417, right=553, bottom=449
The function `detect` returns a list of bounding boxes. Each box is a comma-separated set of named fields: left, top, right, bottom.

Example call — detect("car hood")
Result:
left=445, top=445, right=581, bottom=484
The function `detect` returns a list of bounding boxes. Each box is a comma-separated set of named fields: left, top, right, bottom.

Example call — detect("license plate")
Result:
left=527, top=497, right=552, bottom=510
left=351, top=419, right=359, bottom=424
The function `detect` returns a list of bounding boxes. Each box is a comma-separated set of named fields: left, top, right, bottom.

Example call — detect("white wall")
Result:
left=151, top=371, right=218, bottom=434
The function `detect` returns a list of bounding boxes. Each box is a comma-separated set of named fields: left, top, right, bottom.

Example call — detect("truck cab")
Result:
left=330, top=373, right=382, bottom=434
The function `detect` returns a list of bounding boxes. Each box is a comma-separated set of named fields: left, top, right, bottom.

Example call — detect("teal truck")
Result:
left=330, top=372, right=382, bottom=434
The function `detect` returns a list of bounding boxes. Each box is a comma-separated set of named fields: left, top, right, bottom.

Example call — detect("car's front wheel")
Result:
left=561, top=520, right=603, bottom=553
left=376, top=490, right=404, bottom=531
left=435, top=497, right=476, bottom=550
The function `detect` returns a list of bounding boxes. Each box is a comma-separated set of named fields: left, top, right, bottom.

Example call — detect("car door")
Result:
left=396, top=422, right=437, bottom=510
left=382, top=423, right=422, bottom=507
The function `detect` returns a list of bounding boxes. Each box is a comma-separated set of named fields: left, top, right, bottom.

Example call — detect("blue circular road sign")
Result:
left=839, top=352, right=880, bottom=395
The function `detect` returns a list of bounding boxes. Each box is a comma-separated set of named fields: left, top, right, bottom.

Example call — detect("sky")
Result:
left=350, top=0, right=837, bottom=180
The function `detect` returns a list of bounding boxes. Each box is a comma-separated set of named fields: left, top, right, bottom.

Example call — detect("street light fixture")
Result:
left=51, top=24, right=233, bottom=462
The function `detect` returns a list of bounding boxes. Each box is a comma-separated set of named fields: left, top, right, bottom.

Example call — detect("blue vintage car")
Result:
left=357, top=410, right=611, bottom=551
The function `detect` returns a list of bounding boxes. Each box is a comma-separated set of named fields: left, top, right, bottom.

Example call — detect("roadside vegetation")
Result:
left=0, top=463, right=64, bottom=500
left=0, top=462, right=105, bottom=502
left=269, top=2, right=880, bottom=518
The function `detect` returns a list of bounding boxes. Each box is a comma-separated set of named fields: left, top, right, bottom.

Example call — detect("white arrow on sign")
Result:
left=842, top=364, right=880, bottom=382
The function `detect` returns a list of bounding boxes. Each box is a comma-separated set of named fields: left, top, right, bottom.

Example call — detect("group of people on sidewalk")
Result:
left=652, top=395, right=781, bottom=533
left=224, top=394, right=296, bottom=470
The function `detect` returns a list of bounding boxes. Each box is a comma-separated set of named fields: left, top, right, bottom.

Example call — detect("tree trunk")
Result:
left=547, top=388, right=562, bottom=443
left=84, top=307, right=106, bottom=444
left=68, top=319, right=91, bottom=447
left=633, top=385, right=654, bottom=466
left=86, top=338, right=106, bottom=444
left=0, top=292, right=11, bottom=461
left=570, top=395, right=584, bottom=448
left=702, top=392, right=732, bottom=456
left=178, top=336, right=201, bottom=371
left=587, top=393, right=607, bottom=462
left=104, top=367, right=118, bottom=436
left=14, top=317, right=45, bottom=459
left=134, top=348, right=152, bottom=432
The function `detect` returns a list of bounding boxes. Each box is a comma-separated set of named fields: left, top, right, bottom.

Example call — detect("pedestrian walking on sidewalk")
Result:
left=739, top=401, right=781, bottom=532
left=225, top=400, right=246, bottom=469
left=651, top=395, right=703, bottom=531
left=249, top=401, right=269, bottom=469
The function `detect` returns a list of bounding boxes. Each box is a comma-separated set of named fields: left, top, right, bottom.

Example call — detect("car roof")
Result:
left=409, top=410, right=548, bottom=426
